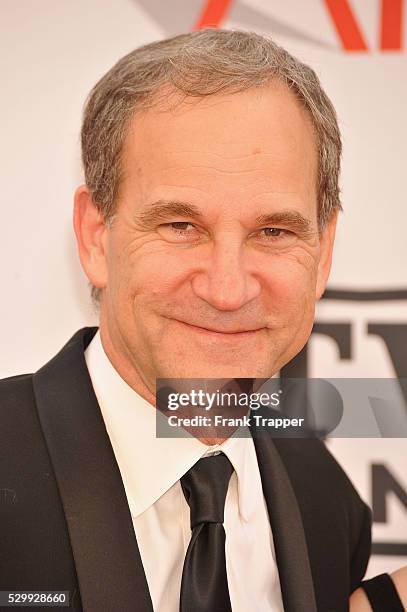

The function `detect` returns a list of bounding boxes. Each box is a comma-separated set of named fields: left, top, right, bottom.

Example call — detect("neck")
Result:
left=98, top=318, right=249, bottom=446
left=98, top=319, right=157, bottom=408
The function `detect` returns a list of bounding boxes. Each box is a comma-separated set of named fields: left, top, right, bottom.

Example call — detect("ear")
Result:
left=73, top=185, right=109, bottom=291
left=315, top=209, right=339, bottom=300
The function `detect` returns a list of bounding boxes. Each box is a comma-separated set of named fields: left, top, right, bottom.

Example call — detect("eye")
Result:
left=260, top=227, right=293, bottom=239
left=262, top=228, right=285, bottom=237
left=168, top=222, right=195, bottom=232
left=157, top=221, right=201, bottom=242
left=255, top=227, right=297, bottom=247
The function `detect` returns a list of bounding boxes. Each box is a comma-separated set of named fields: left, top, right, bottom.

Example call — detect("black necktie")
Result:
left=180, top=453, right=234, bottom=612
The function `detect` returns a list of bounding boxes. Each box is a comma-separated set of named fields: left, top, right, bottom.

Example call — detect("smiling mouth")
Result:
left=174, top=319, right=264, bottom=338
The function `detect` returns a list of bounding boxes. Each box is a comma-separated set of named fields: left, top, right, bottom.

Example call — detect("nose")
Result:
left=191, top=238, right=261, bottom=311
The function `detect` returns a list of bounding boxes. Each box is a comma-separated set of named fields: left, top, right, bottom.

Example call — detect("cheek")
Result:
left=263, top=251, right=318, bottom=307
left=109, top=245, right=192, bottom=308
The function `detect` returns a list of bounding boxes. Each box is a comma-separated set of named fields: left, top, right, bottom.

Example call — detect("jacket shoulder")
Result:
left=0, top=372, right=80, bottom=594
left=0, top=373, right=36, bottom=414
left=274, top=437, right=372, bottom=594
left=273, top=437, right=371, bottom=532
left=274, top=436, right=364, bottom=498
left=0, top=372, right=34, bottom=388
left=0, top=372, right=43, bottom=468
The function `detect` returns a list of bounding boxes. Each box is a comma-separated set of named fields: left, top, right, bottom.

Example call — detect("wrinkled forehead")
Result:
left=124, top=81, right=317, bottom=155
left=118, top=83, right=319, bottom=217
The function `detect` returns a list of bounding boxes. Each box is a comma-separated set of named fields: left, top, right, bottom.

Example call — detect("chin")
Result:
left=164, top=358, right=274, bottom=380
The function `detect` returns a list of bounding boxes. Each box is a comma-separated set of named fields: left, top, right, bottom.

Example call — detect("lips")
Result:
left=174, top=319, right=263, bottom=335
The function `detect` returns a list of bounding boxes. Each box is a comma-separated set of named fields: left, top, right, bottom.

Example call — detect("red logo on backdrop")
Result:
left=323, top=0, right=403, bottom=51
left=192, top=0, right=404, bottom=51
left=193, top=0, right=234, bottom=31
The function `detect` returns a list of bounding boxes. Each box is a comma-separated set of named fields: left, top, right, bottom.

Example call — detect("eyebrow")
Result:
left=134, top=200, right=203, bottom=227
left=134, top=199, right=315, bottom=238
left=255, top=211, right=314, bottom=238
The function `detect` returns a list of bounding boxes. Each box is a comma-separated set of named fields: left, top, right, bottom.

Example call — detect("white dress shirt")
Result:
left=85, top=330, right=284, bottom=611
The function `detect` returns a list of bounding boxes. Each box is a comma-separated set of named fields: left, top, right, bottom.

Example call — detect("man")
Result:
left=0, top=29, right=371, bottom=611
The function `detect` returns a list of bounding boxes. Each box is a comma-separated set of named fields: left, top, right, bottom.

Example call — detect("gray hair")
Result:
left=81, top=29, right=342, bottom=306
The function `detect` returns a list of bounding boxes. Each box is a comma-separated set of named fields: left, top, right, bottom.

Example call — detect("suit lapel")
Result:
left=250, top=418, right=317, bottom=612
left=32, top=327, right=153, bottom=612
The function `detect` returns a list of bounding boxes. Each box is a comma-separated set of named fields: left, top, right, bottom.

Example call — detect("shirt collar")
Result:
left=85, top=330, right=256, bottom=521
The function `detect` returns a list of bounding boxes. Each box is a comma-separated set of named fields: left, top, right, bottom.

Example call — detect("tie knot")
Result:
left=180, top=453, right=234, bottom=529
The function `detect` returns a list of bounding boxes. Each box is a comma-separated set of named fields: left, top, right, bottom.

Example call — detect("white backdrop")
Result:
left=1, top=0, right=406, bottom=579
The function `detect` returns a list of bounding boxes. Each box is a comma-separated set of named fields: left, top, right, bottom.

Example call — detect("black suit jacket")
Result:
left=0, top=327, right=371, bottom=612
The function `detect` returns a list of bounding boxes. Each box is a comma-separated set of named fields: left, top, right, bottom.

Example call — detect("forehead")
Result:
left=120, top=82, right=318, bottom=212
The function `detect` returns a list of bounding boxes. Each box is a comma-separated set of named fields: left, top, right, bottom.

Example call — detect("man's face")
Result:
left=93, top=83, right=336, bottom=393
